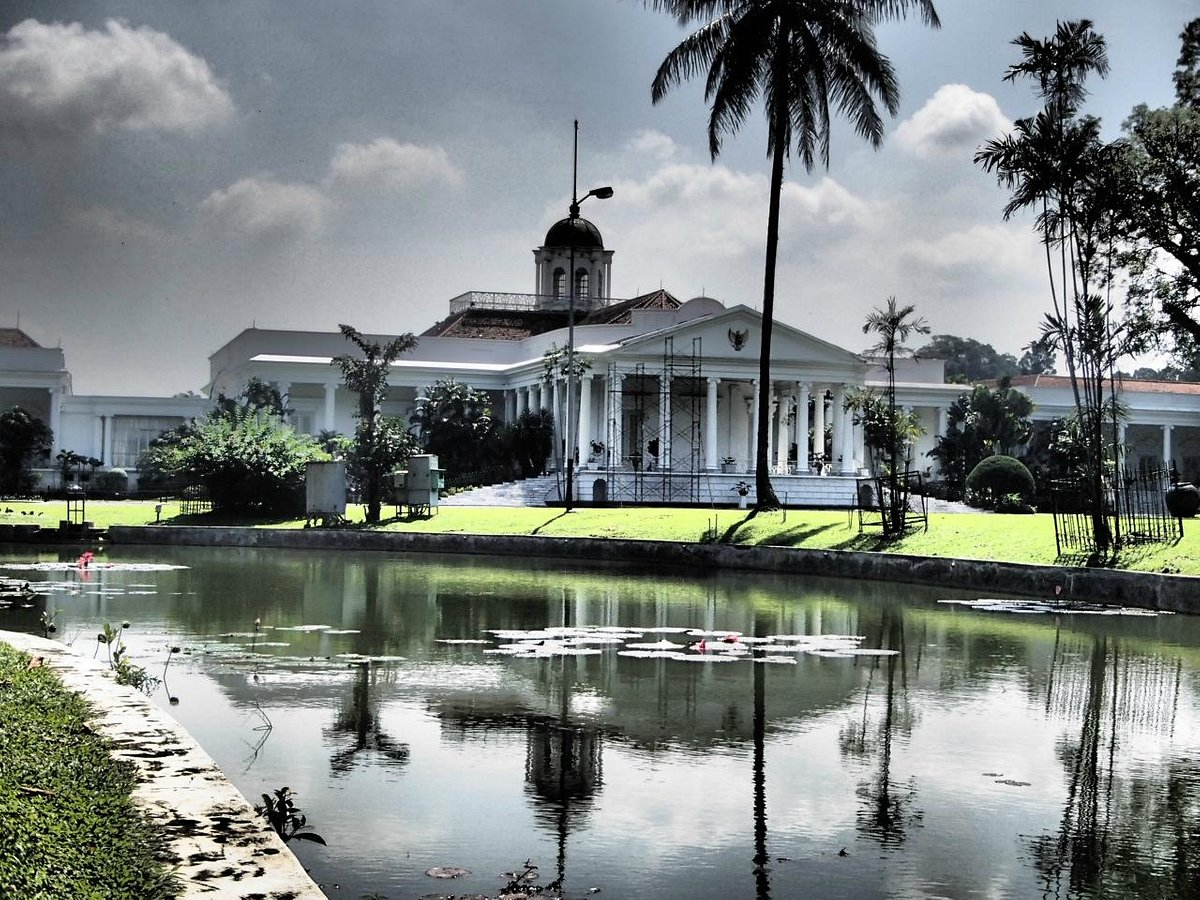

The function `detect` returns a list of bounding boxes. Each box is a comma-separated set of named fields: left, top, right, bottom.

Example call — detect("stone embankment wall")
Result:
left=109, top=525, right=1200, bottom=615
left=0, top=632, right=326, bottom=900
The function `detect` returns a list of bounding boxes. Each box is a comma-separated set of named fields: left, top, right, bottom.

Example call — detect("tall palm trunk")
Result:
left=754, top=28, right=788, bottom=512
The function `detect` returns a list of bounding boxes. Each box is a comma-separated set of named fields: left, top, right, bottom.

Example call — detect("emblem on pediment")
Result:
left=728, top=328, right=749, bottom=351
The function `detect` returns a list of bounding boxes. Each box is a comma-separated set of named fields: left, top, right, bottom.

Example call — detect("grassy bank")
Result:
left=5, top=500, right=1199, bottom=575
left=0, top=643, right=177, bottom=899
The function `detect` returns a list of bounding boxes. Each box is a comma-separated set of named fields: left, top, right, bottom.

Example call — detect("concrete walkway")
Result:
left=1, top=631, right=325, bottom=900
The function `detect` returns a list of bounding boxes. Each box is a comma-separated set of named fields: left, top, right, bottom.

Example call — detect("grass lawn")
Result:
left=4, top=500, right=1199, bottom=575
left=0, top=643, right=177, bottom=899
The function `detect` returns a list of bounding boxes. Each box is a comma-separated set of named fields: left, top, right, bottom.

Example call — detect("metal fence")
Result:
left=857, top=471, right=929, bottom=537
left=1050, top=465, right=1181, bottom=556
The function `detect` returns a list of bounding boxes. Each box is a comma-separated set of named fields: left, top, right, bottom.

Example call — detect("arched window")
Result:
left=575, top=268, right=589, bottom=299
left=553, top=267, right=566, bottom=298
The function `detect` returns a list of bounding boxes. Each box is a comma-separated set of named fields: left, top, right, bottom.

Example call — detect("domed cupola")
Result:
left=544, top=216, right=605, bottom=251
left=533, top=209, right=615, bottom=311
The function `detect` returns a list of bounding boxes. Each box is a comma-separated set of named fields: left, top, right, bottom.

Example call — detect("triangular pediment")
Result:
left=607, top=304, right=864, bottom=373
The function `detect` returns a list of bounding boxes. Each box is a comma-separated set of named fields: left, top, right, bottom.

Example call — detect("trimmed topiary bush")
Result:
left=966, top=454, right=1035, bottom=509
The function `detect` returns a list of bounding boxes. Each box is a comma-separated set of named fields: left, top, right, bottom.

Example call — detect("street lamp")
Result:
left=565, top=120, right=612, bottom=512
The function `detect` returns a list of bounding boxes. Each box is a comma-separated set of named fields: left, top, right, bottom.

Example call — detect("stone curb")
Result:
left=108, top=525, right=1200, bottom=615
left=0, top=631, right=326, bottom=900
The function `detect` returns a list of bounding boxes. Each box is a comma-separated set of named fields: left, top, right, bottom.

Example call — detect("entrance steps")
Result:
left=439, top=474, right=562, bottom=507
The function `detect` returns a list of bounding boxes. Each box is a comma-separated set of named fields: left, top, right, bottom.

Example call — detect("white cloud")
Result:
left=900, top=223, right=1038, bottom=273
left=0, top=18, right=233, bottom=141
left=625, top=129, right=678, bottom=161
left=199, top=176, right=328, bottom=243
left=895, top=84, right=1010, bottom=159
left=610, top=163, right=872, bottom=261
left=326, top=138, right=463, bottom=191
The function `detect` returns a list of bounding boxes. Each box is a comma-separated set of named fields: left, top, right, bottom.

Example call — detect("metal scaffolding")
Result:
left=601, top=336, right=705, bottom=504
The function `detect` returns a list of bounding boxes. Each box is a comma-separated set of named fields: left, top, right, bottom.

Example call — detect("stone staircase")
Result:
left=439, top=473, right=563, bottom=507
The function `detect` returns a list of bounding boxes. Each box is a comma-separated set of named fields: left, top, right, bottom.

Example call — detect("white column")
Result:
left=102, top=415, right=114, bottom=466
left=577, top=373, right=593, bottom=465
left=832, top=384, right=851, bottom=474
left=92, top=417, right=104, bottom=464
left=937, top=406, right=949, bottom=438
left=776, top=394, right=790, bottom=472
left=1163, top=424, right=1174, bottom=474
left=706, top=377, right=719, bottom=471
left=612, top=374, right=624, bottom=467
left=835, top=386, right=844, bottom=475
left=48, top=388, right=61, bottom=455
left=812, top=386, right=825, bottom=464
left=323, top=383, right=337, bottom=431
left=843, top=386, right=858, bottom=474
left=750, top=380, right=759, bottom=468
left=796, top=382, right=810, bottom=472
left=1117, top=422, right=1128, bottom=474
left=552, top=378, right=562, bottom=467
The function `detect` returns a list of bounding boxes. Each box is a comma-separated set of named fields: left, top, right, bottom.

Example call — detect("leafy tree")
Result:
left=649, top=0, right=940, bottom=511
left=1018, top=335, right=1058, bottom=375
left=1127, top=365, right=1200, bottom=382
left=410, top=378, right=500, bottom=476
left=214, top=376, right=289, bottom=420
left=1115, top=19, right=1200, bottom=366
left=860, top=297, right=930, bottom=535
left=0, top=406, right=52, bottom=496
left=502, top=408, right=555, bottom=478
left=928, top=378, right=1035, bottom=494
left=344, top=415, right=416, bottom=506
left=976, top=20, right=1132, bottom=552
left=332, top=324, right=417, bottom=524
left=140, top=407, right=324, bottom=513
left=844, top=388, right=924, bottom=479
left=915, top=334, right=1018, bottom=383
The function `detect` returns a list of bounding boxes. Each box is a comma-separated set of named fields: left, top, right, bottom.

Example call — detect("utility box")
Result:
left=390, top=454, right=444, bottom=515
left=306, top=461, right=347, bottom=524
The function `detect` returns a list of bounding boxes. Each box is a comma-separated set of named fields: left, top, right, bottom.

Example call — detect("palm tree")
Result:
left=975, top=21, right=1120, bottom=554
left=863, top=297, right=928, bottom=533
left=332, top=324, right=417, bottom=524
left=650, top=0, right=940, bottom=510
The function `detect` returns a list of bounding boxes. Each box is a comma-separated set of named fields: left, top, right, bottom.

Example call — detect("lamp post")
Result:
left=565, top=119, right=612, bottom=511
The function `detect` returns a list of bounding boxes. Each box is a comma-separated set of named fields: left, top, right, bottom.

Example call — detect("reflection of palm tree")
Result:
left=1034, top=635, right=1200, bottom=896
left=751, top=613, right=770, bottom=900
left=1031, top=635, right=1112, bottom=895
left=848, top=607, right=922, bottom=847
left=326, top=662, right=409, bottom=776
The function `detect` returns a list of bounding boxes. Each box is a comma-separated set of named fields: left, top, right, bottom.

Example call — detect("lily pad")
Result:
left=425, top=866, right=471, bottom=879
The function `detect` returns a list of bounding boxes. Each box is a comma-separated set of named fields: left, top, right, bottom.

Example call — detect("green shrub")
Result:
left=966, top=454, right=1035, bottom=508
left=994, top=492, right=1037, bottom=514
left=93, top=468, right=129, bottom=496
left=140, top=408, right=325, bottom=513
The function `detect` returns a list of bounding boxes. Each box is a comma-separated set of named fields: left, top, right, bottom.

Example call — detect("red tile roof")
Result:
left=0, top=328, right=40, bottom=348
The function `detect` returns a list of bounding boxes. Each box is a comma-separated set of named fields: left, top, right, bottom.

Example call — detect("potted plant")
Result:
left=589, top=440, right=605, bottom=463
left=732, top=480, right=751, bottom=509
left=720, top=456, right=737, bottom=473
left=1165, top=482, right=1200, bottom=518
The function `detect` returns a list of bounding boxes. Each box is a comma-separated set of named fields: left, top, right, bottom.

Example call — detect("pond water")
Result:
left=3, top=544, right=1200, bottom=900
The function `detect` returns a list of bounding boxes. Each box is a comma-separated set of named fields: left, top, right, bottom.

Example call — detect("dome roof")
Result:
left=544, top=216, right=604, bottom=250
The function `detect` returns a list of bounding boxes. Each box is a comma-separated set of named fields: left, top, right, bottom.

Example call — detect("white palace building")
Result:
left=6, top=210, right=1200, bottom=503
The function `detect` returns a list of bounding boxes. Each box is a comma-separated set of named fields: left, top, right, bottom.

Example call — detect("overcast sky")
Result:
left=0, top=0, right=1193, bottom=396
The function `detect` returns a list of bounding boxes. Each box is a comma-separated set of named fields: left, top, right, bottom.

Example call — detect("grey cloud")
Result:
left=0, top=18, right=233, bottom=143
